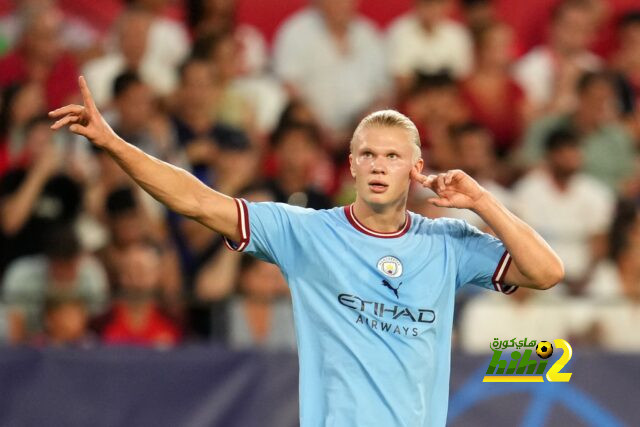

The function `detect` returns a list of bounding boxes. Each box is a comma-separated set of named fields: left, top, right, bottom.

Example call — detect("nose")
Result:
left=371, top=156, right=387, bottom=174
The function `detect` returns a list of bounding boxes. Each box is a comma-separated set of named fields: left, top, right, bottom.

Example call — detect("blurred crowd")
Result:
left=0, top=0, right=639, bottom=353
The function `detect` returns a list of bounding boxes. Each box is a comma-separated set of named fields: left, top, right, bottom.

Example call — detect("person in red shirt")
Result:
left=98, top=241, right=181, bottom=347
left=0, top=5, right=79, bottom=110
left=461, top=21, right=529, bottom=156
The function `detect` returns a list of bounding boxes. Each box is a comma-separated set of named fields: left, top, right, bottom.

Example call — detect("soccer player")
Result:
left=49, top=77, right=564, bottom=427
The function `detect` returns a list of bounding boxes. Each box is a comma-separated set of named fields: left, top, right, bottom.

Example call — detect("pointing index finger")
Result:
left=78, top=76, right=97, bottom=112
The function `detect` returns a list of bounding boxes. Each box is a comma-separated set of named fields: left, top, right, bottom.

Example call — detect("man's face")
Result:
left=117, top=245, right=161, bottom=292
left=349, top=126, right=422, bottom=209
left=276, top=130, right=318, bottom=176
left=548, top=145, right=583, bottom=178
left=578, top=79, right=616, bottom=124
left=116, top=83, right=154, bottom=130
left=24, top=8, right=62, bottom=64
left=45, top=301, right=88, bottom=343
left=456, top=131, right=493, bottom=176
left=180, top=61, right=214, bottom=110
left=316, top=0, right=358, bottom=29
left=119, top=13, right=152, bottom=66
left=416, top=0, right=449, bottom=28
left=48, top=257, right=80, bottom=286
left=551, top=7, right=595, bottom=53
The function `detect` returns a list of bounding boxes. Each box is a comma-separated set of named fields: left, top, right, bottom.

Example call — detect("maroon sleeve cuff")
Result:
left=223, top=198, right=250, bottom=252
left=492, top=251, right=517, bottom=294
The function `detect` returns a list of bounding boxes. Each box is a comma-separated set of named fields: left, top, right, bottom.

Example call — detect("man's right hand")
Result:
left=49, top=76, right=117, bottom=149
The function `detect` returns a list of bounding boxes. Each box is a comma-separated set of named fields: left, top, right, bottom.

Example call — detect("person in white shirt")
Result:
left=386, top=0, right=473, bottom=94
left=82, top=10, right=179, bottom=108
left=513, top=0, right=601, bottom=115
left=273, top=0, right=388, bottom=141
left=584, top=200, right=640, bottom=352
left=513, top=128, right=614, bottom=291
left=585, top=200, right=640, bottom=301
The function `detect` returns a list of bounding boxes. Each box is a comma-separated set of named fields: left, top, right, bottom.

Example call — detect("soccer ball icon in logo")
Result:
left=536, top=341, right=554, bottom=359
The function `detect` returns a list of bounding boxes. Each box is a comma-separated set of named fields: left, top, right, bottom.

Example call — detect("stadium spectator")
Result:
left=266, top=123, right=332, bottom=209
left=0, top=0, right=99, bottom=60
left=610, top=10, right=640, bottom=143
left=584, top=201, right=640, bottom=352
left=0, top=116, right=82, bottom=272
left=97, top=241, right=181, bottom=347
left=513, top=0, right=601, bottom=115
left=518, top=71, right=635, bottom=192
left=1, top=226, right=108, bottom=343
left=585, top=200, right=640, bottom=301
left=38, top=292, right=94, bottom=347
left=402, top=72, right=470, bottom=170
left=98, top=187, right=182, bottom=303
left=103, top=71, right=174, bottom=161
left=192, top=31, right=286, bottom=137
left=0, top=82, right=45, bottom=173
left=459, top=0, right=497, bottom=34
left=125, top=0, right=190, bottom=78
left=458, top=286, right=595, bottom=353
left=0, top=5, right=79, bottom=110
left=192, top=32, right=258, bottom=135
left=460, top=22, right=529, bottom=155
left=513, top=129, right=615, bottom=292
left=227, top=255, right=295, bottom=351
left=193, top=187, right=275, bottom=341
left=83, top=10, right=178, bottom=107
left=169, top=58, right=219, bottom=169
left=387, top=0, right=473, bottom=94
left=186, top=0, right=268, bottom=76
left=273, top=0, right=387, bottom=139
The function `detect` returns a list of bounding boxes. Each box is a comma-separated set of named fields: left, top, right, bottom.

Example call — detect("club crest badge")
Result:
left=377, top=256, right=403, bottom=278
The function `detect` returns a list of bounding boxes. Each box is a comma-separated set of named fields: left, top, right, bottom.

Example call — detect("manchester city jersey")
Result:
left=224, top=199, right=516, bottom=427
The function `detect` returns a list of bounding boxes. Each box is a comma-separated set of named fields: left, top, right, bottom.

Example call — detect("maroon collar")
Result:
left=343, top=204, right=411, bottom=238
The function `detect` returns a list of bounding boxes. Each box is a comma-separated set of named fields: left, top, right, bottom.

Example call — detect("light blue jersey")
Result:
left=225, top=199, right=516, bottom=427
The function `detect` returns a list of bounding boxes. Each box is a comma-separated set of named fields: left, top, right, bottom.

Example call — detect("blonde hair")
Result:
left=350, top=110, right=421, bottom=160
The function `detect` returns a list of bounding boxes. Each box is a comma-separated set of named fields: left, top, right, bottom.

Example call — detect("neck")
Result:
left=548, top=167, right=572, bottom=190
left=352, top=196, right=407, bottom=233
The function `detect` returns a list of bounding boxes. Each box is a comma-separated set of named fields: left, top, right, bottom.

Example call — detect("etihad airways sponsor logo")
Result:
left=338, top=293, right=436, bottom=323
left=338, top=293, right=436, bottom=337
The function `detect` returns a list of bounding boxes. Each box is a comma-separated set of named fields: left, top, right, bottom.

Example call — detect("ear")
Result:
left=349, top=153, right=355, bottom=178
left=412, top=158, right=424, bottom=177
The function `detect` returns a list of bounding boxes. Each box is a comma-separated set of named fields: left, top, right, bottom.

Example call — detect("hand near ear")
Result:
left=410, top=169, right=487, bottom=210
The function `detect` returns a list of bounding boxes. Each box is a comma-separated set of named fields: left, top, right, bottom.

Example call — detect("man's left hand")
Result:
left=410, top=169, right=488, bottom=210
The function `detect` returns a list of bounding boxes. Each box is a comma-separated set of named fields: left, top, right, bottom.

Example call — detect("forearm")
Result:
left=195, top=248, right=241, bottom=300
left=1, top=168, right=50, bottom=235
left=102, top=134, right=238, bottom=238
left=473, top=191, right=564, bottom=289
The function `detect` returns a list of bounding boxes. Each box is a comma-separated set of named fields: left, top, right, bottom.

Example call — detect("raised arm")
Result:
left=411, top=169, right=564, bottom=290
left=49, top=76, right=241, bottom=241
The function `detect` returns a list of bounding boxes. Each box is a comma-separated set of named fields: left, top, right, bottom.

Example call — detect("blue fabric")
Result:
left=226, top=201, right=512, bottom=427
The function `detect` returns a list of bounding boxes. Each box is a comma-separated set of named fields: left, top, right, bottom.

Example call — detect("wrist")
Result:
left=100, top=133, right=122, bottom=152
left=470, top=189, right=496, bottom=216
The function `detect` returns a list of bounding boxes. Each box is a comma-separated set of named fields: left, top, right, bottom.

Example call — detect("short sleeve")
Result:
left=451, top=220, right=516, bottom=294
left=223, top=199, right=302, bottom=271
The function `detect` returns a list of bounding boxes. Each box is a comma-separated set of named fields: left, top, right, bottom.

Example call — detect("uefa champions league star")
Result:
left=50, top=77, right=564, bottom=427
